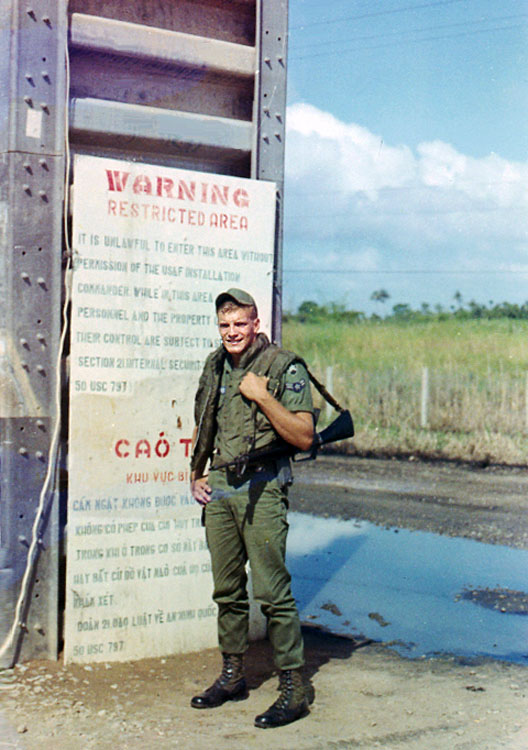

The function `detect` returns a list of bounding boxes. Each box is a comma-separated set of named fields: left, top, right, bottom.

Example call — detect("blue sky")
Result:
left=283, top=0, right=528, bottom=314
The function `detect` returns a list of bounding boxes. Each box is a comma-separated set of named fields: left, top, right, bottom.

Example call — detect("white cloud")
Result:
left=286, top=103, right=416, bottom=194
left=283, top=102, right=528, bottom=311
left=284, top=102, right=528, bottom=253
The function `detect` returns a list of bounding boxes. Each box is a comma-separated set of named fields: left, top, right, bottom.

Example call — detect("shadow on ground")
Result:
left=244, top=626, right=373, bottom=704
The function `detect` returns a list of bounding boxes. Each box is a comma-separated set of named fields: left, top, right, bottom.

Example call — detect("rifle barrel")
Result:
left=211, top=410, right=354, bottom=473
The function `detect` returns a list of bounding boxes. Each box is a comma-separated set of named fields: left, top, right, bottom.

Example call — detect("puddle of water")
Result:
left=287, top=512, right=528, bottom=664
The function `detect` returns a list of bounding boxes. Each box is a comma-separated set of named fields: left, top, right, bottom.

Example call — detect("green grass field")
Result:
left=282, top=317, right=528, bottom=465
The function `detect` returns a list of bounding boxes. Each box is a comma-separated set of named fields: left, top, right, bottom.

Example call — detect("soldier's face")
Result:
left=218, top=307, right=260, bottom=363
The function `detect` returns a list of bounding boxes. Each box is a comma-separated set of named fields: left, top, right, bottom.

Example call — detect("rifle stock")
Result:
left=211, top=410, right=354, bottom=474
left=313, top=409, right=355, bottom=448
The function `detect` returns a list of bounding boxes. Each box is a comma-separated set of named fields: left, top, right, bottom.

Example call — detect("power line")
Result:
left=289, top=21, right=525, bottom=61
left=289, top=12, right=528, bottom=53
left=283, top=268, right=527, bottom=275
left=286, top=179, right=527, bottom=199
left=290, top=0, right=473, bottom=31
left=286, top=204, right=528, bottom=219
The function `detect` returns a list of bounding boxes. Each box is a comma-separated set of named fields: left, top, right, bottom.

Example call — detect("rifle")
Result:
left=210, top=408, right=354, bottom=476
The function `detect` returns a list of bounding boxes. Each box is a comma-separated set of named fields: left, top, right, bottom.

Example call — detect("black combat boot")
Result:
left=191, top=653, right=247, bottom=709
left=254, top=668, right=309, bottom=728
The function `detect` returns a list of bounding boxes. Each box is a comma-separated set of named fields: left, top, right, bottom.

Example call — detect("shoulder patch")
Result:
left=285, top=378, right=306, bottom=393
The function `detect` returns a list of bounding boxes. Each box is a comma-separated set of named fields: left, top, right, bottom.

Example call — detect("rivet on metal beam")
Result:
left=23, top=162, right=33, bottom=173
left=263, top=107, right=270, bottom=116
left=27, top=8, right=36, bottom=20
left=37, top=277, right=47, bottom=288
left=36, top=333, right=45, bottom=344
left=21, top=361, right=29, bottom=370
left=18, top=535, right=29, bottom=547
left=42, top=71, right=50, bottom=83
left=23, top=184, right=32, bottom=195
left=35, top=451, right=44, bottom=461
left=25, top=73, right=34, bottom=85
left=19, top=622, right=28, bottom=632
left=40, top=102, right=49, bottom=113
left=39, top=158, right=49, bottom=170
left=277, top=56, right=285, bottom=67
left=36, top=365, right=46, bottom=375
left=42, top=16, right=52, bottom=27
left=36, top=420, right=46, bottom=431
left=20, top=338, right=29, bottom=349
left=275, top=113, right=282, bottom=122
left=33, top=622, right=45, bottom=634
left=23, top=96, right=33, bottom=107
left=264, top=57, right=272, bottom=67
left=21, top=271, right=30, bottom=282
left=38, top=190, right=48, bottom=202
left=274, top=132, right=282, bottom=141
left=18, top=447, right=28, bottom=456
left=262, top=134, right=269, bottom=143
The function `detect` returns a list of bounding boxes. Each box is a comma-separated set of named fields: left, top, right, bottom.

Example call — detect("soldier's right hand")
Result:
left=191, top=476, right=212, bottom=506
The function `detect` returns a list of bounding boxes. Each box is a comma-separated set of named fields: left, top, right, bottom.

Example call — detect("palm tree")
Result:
left=370, top=289, right=390, bottom=305
left=371, top=290, right=390, bottom=317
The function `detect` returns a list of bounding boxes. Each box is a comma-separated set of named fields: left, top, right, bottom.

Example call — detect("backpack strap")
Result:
left=305, top=368, right=346, bottom=414
left=256, top=344, right=345, bottom=414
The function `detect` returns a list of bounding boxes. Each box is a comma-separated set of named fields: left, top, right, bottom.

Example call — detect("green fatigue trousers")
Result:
left=204, top=465, right=304, bottom=671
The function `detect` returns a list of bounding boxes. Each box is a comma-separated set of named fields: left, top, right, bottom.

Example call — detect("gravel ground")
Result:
left=1, top=455, right=527, bottom=750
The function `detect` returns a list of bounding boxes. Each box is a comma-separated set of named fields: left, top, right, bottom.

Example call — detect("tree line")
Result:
left=285, top=291, right=528, bottom=323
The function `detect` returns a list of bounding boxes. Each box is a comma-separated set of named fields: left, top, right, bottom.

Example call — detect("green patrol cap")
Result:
left=215, top=288, right=257, bottom=311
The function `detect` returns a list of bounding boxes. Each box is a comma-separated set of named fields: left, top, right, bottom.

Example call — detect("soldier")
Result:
left=190, top=288, right=314, bottom=728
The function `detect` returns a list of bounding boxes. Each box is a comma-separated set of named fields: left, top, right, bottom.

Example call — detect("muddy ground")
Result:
left=1, top=455, right=528, bottom=750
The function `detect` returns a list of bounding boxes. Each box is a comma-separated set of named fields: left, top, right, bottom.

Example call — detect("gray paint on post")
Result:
left=0, top=0, right=66, bottom=667
left=253, top=0, right=288, bottom=343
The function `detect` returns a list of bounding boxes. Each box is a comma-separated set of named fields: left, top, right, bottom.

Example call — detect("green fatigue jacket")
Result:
left=191, top=333, right=313, bottom=479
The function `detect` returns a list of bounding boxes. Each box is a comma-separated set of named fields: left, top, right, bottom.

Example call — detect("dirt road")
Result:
left=290, top=454, right=528, bottom=549
left=1, top=455, right=527, bottom=750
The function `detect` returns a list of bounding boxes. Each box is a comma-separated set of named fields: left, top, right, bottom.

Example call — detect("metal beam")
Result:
left=253, top=0, right=288, bottom=343
left=70, top=98, right=253, bottom=155
left=0, top=0, right=67, bottom=666
left=70, top=13, right=256, bottom=78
